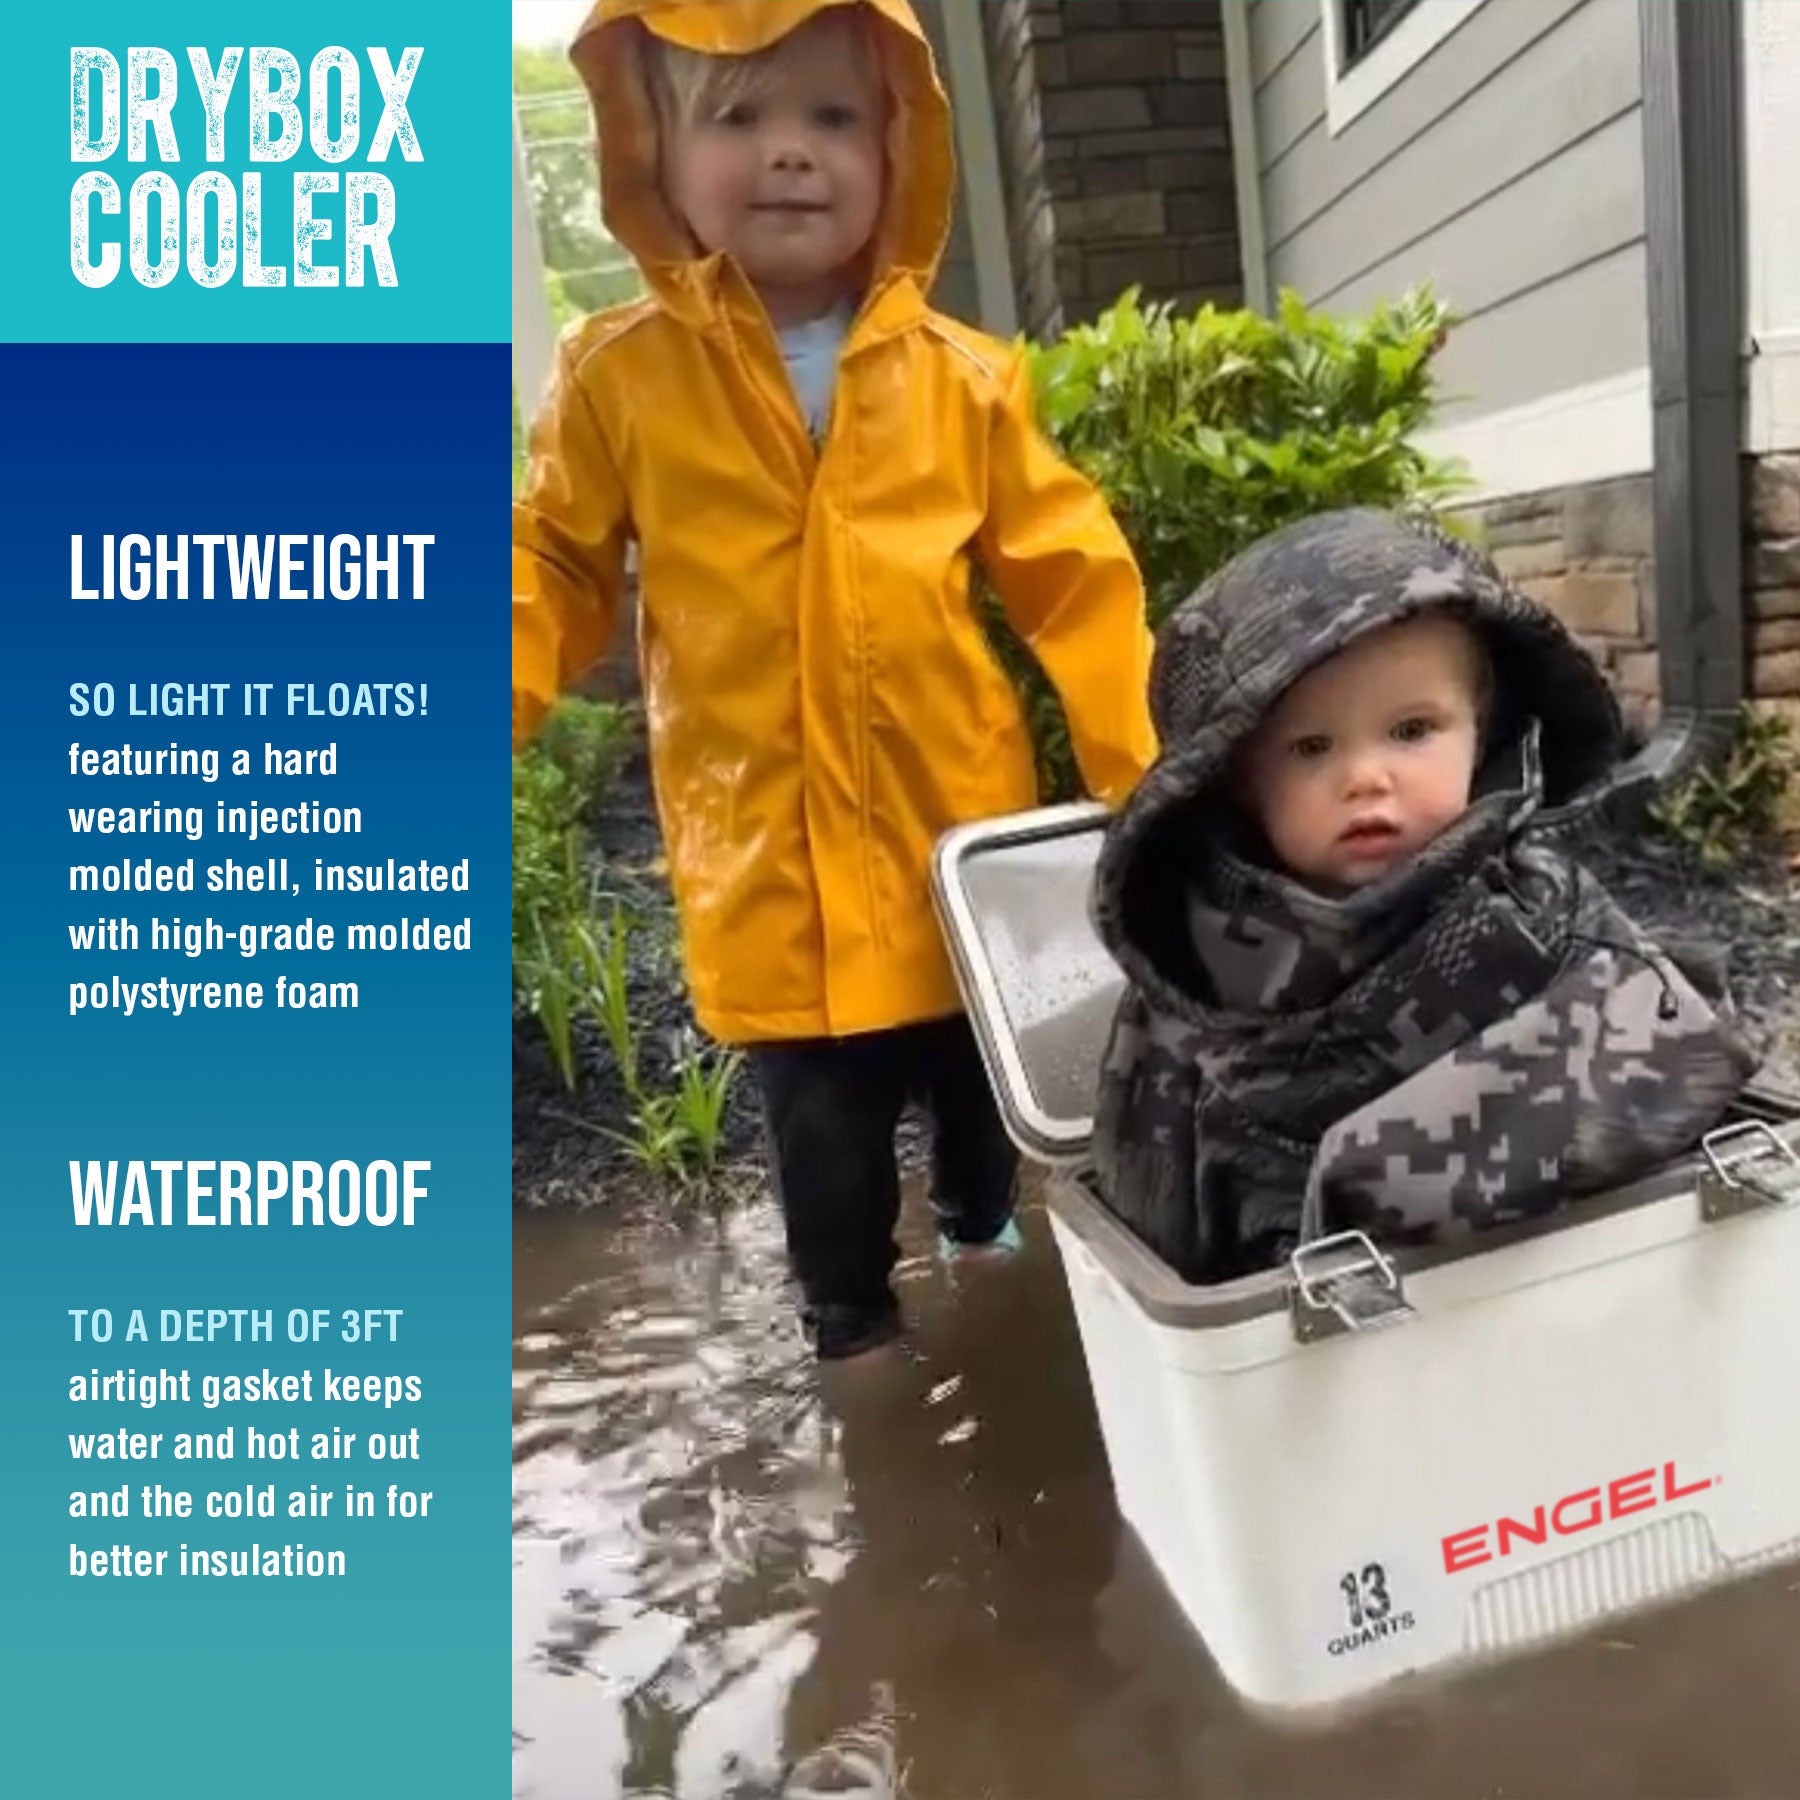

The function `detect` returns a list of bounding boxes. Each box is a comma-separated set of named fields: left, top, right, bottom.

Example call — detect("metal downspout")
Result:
left=938, top=0, right=1020, bottom=339
left=1631, top=0, right=1747, bottom=802
left=1220, top=0, right=1270, bottom=315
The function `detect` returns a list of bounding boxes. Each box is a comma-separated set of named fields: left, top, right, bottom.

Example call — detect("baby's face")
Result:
left=664, top=18, right=885, bottom=327
left=1242, top=613, right=1484, bottom=891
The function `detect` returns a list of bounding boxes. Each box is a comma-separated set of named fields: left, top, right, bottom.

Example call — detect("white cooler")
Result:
left=931, top=802, right=1800, bottom=1714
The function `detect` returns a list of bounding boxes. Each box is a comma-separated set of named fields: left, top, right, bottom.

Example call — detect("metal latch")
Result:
left=1699, top=1120, right=1800, bottom=1221
left=1288, top=1230, right=1416, bottom=1342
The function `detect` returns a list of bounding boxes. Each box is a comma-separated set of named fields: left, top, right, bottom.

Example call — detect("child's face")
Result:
left=1242, top=613, right=1484, bottom=891
left=663, top=18, right=885, bottom=327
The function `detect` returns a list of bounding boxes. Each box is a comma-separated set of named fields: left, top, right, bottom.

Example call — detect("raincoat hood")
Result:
left=571, top=0, right=954, bottom=311
left=1092, top=507, right=1625, bottom=1022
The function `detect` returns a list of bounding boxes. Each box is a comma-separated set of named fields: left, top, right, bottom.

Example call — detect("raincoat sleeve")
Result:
left=976, top=351, right=1158, bottom=805
left=512, top=338, right=632, bottom=749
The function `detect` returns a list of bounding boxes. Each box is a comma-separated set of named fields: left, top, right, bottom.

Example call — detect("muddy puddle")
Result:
left=514, top=1178, right=1800, bottom=1799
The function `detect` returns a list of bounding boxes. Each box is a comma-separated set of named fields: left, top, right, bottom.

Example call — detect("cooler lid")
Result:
left=930, top=802, right=1122, bottom=1165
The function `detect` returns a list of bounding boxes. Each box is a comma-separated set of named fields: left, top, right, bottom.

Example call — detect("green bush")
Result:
left=512, top=698, right=636, bottom=1085
left=1029, top=285, right=1467, bottom=628
left=974, top=583, right=1076, bottom=803
left=535, top=694, right=636, bottom=813
left=1651, top=705, right=1800, bottom=869
left=988, top=285, right=1464, bottom=799
left=511, top=701, right=743, bottom=1175
left=512, top=699, right=633, bottom=959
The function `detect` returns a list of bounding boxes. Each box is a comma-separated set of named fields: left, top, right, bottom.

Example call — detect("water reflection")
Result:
left=515, top=1180, right=1800, bottom=1799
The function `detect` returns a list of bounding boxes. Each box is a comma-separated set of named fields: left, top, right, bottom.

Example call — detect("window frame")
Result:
left=1341, top=0, right=1424, bottom=67
left=1318, top=0, right=1488, bottom=137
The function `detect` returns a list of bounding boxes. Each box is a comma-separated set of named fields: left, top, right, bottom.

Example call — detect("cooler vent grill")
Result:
left=1463, top=1512, right=1720, bottom=1654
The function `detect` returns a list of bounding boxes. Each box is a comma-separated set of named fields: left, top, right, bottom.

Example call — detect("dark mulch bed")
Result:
left=512, top=750, right=1800, bottom=1209
left=1580, top=826, right=1800, bottom=1091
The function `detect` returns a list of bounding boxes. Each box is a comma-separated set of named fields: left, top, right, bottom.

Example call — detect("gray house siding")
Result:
left=1246, top=0, right=1646, bottom=424
left=910, top=0, right=983, bottom=326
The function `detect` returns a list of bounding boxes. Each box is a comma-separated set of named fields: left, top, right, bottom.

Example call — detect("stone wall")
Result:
left=981, top=0, right=1240, bottom=341
left=1454, top=476, right=1661, bottom=731
left=1749, top=455, right=1800, bottom=721
left=1450, top=456, right=1800, bottom=736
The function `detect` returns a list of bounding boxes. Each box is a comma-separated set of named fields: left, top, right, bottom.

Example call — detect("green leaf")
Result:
left=1006, top=283, right=1464, bottom=791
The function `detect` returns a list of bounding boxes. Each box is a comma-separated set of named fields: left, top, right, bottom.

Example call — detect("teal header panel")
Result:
left=2, top=2, right=509, bottom=341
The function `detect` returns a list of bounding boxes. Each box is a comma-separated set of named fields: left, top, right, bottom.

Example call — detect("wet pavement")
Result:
left=513, top=1178, right=1800, bottom=1800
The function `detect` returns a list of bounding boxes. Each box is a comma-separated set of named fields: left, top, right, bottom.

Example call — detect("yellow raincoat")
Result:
left=513, top=0, right=1157, bottom=1044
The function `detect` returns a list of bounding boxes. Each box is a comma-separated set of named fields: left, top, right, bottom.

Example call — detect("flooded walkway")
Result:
left=514, top=1180, right=1800, bottom=1799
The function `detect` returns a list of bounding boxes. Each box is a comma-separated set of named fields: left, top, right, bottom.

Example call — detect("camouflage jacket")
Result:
left=1089, top=510, right=1754, bottom=1282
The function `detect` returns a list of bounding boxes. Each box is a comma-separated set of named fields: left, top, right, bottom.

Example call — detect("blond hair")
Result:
left=644, top=7, right=880, bottom=133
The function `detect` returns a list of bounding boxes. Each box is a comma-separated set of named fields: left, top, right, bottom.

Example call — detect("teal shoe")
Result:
left=937, top=1216, right=1023, bottom=1262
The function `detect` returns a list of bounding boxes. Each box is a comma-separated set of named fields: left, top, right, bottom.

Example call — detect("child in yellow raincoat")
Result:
left=514, top=0, right=1156, bottom=1357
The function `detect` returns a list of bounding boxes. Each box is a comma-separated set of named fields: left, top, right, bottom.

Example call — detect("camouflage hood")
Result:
left=1088, top=510, right=1753, bottom=1283
left=1091, top=507, right=1624, bottom=1019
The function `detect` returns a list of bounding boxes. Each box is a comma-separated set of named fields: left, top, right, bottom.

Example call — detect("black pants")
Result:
left=749, top=1015, right=1018, bottom=1324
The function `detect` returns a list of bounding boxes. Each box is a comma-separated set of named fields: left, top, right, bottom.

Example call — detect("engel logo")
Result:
left=1441, top=1461, right=1713, bottom=1574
